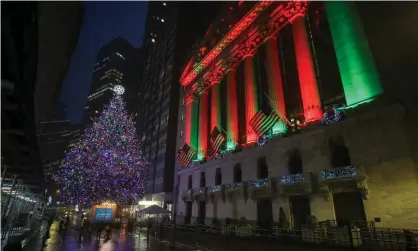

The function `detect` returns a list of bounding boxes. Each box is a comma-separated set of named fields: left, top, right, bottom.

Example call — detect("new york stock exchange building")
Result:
left=174, top=1, right=418, bottom=231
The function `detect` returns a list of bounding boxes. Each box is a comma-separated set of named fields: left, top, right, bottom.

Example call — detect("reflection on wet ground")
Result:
left=34, top=220, right=191, bottom=251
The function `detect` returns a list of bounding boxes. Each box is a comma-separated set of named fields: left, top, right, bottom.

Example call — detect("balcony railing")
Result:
left=192, top=187, right=205, bottom=195
left=185, top=166, right=365, bottom=202
left=208, top=185, right=222, bottom=193
left=226, top=182, right=243, bottom=191
left=280, top=173, right=306, bottom=185
left=248, top=178, right=268, bottom=189
left=320, top=165, right=357, bottom=181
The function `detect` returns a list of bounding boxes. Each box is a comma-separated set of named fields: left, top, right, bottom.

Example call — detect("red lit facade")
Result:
left=181, top=1, right=324, bottom=154
left=175, top=1, right=418, bottom=231
left=180, top=1, right=387, bottom=158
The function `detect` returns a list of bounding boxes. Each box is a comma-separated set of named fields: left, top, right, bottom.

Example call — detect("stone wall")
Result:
left=176, top=103, right=418, bottom=229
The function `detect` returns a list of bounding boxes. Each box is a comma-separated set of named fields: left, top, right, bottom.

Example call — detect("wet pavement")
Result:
left=24, top=221, right=193, bottom=251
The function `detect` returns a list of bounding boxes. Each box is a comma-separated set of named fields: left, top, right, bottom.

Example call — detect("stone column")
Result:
left=190, top=99, right=200, bottom=156
left=244, top=56, right=258, bottom=144
left=184, top=102, right=192, bottom=145
left=198, top=92, right=209, bottom=159
left=265, top=36, right=287, bottom=134
left=210, top=82, right=221, bottom=131
left=325, top=1, right=383, bottom=106
left=292, top=14, right=323, bottom=122
left=226, top=69, right=239, bottom=149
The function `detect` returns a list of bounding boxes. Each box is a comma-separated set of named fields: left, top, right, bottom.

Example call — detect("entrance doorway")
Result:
left=289, top=195, right=311, bottom=229
left=257, top=198, right=273, bottom=229
left=333, top=191, right=366, bottom=227
left=185, top=201, right=192, bottom=224
left=198, top=201, right=206, bottom=225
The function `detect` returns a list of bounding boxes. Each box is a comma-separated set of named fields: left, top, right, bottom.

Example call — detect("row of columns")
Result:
left=187, top=13, right=322, bottom=158
left=185, top=2, right=382, bottom=160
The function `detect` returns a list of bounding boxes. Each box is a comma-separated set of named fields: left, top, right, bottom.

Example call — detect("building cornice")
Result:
left=182, top=1, right=310, bottom=105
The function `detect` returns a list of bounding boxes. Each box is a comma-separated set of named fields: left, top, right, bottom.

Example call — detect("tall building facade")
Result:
left=175, top=1, right=418, bottom=230
left=83, top=38, right=138, bottom=128
left=38, top=102, right=72, bottom=177
left=136, top=2, right=222, bottom=209
left=68, top=124, right=82, bottom=149
left=2, top=2, right=84, bottom=237
left=35, top=2, right=84, bottom=125
left=2, top=2, right=83, bottom=193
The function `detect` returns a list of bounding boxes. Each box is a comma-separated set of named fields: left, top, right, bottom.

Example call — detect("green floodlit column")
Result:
left=326, top=2, right=383, bottom=106
left=190, top=100, right=200, bottom=160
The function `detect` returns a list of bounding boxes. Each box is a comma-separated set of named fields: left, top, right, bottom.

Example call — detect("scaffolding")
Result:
left=1, top=175, right=45, bottom=241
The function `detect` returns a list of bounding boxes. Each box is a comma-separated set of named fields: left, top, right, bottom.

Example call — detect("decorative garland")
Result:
left=320, top=106, right=342, bottom=125
left=256, top=136, right=267, bottom=147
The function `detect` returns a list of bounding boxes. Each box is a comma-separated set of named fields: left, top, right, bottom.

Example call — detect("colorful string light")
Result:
left=53, top=95, right=148, bottom=206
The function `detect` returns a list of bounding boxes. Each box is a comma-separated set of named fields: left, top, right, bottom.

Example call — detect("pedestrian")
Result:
left=87, top=224, right=92, bottom=240
left=79, top=226, right=85, bottom=242
left=105, top=227, right=112, bottom=240
left=96, top=227, right=102, bottom=239
left=59, top=218, right=65, bottom=231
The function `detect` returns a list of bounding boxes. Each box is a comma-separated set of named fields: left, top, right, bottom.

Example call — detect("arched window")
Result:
left=215, top=168, right=222, bottom=185
left=257, top=156, right=268, bottom=179
left=188, top=175, right=192, bottom=189
left=233, top=164, right=242, bottom=183
left=288, top=149, right=303, bottom=174
left=200, top=172, right=206, bottom=187
left=331, top=145, right=351, bottom=168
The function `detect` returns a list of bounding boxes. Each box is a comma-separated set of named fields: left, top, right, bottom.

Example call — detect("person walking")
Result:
left=87, top=224, right=93, bottom=240
left=66, top=215, right=70, bottom=228
left=96, top=226, right=102, bottom=239
left=79, top=225, right=85, bottom=242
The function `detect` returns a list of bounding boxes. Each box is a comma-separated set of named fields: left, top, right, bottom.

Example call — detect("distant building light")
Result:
left=161, top=19, right=164, bottom=23
left=163, top=2, right=166, bottom=6
left=152, top=38, right=156, bottom=43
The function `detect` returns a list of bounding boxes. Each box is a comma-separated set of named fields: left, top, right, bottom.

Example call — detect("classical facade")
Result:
left=174, top=1, right=418, bottom=229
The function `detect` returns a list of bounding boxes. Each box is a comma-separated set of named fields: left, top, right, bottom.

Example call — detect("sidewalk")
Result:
left=142, top=226, right=352, bottom=251
left=38, top=220, right=194, bottom=251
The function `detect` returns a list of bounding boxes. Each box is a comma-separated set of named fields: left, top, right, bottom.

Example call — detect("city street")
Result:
left=23, top=220, right=194, bottom=251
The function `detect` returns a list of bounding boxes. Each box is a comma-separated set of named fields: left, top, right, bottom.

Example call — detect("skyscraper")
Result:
left=83, top=37, right=138, bottom=128
left=136, top=2, right=222, bottom=209
left=2, top=2, right=83, bottom=193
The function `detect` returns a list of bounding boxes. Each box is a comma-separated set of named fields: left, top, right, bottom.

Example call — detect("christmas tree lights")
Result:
left=54, top=87, right=148, bottom=206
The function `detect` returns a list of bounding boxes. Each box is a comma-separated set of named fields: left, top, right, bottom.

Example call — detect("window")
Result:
left=257, top=156, right=268, bottom=179
left=332, top=145, right=351, bottom=168
left=233, top=164, right=242, bottom=183
left=161, top=114, right=169, bottom=124
left=158, top=140, right=166, bottom=149
left=188, top=175, right=192, bottom=189
left=200, top=172, right=206, bottom=187
left=288, top=149, right=303, bottom=174
left=181, top=99, right=185, bottom=106
left=215, top=168, right=222, bottom=185
left=180, top=113, right=184, bottom=121
left=180, top=129, right=184, bottom=137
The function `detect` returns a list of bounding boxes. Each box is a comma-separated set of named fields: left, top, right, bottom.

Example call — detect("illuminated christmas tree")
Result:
left=54, top=85, right=148, bottom=206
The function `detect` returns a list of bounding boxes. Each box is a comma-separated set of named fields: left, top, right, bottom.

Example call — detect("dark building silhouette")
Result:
left=1, top=2, right=83, bottom=193
left=136, top=2, right=222, bottom=208
left=34, top=2, right=84, bottom=125
left=1, top=2, right=84, bottom=241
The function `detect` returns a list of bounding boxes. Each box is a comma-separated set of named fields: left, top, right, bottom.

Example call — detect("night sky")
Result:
left=60, top=2, right=148, bottom=124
